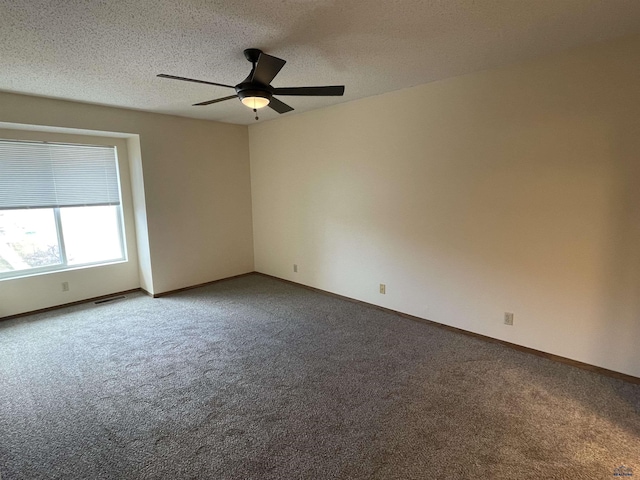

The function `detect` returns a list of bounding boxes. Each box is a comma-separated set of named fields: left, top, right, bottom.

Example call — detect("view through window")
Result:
left=0, top=140, right=125, bottom=278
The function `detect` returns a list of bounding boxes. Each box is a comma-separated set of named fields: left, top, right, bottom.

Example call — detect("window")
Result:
left=0, top=140, right=126, bottom=279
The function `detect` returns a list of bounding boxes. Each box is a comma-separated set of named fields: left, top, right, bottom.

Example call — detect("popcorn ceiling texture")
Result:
left=1, top=0, right=640, bottom=124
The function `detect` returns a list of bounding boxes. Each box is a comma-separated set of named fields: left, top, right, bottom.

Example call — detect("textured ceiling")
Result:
left=2, top=0, right=640, bottom=125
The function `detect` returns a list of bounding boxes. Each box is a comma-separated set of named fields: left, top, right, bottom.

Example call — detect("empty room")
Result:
left=1, top=1, right=639, bottom=478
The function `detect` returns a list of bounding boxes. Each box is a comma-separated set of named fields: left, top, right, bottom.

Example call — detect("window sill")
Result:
left=0, top=258, right=128, bottom=282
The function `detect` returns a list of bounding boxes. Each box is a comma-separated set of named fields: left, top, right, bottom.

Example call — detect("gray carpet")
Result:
left=1, top=274, right=638, bottom=479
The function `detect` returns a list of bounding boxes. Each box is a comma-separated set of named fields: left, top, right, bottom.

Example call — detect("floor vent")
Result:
left=94, top=295, right=126, bottom=305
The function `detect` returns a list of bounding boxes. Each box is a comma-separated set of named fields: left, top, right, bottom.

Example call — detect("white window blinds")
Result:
left=0, top=140, right=121, bottom=210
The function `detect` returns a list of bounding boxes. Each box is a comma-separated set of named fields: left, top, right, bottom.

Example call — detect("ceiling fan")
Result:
left=158, top=48, right=345, bottom=119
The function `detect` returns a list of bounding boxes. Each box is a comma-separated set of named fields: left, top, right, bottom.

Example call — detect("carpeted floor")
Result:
left=0, top=273, right=638, bottom=479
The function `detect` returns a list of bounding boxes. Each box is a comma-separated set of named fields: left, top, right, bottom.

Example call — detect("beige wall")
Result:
left=249, top=35, right=640, bottom=377
left=0, top=93, right=254, bottom=315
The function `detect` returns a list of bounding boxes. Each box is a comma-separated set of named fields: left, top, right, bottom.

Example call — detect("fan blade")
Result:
left=157, top=74, right=234, bottom=89
left=273, top=86, right=345, bottom=96
left=268, top=97, right=294, bottom=114
left=193, top=95, right=238, bottom=106
left=251, top=53, right=286, bottom=85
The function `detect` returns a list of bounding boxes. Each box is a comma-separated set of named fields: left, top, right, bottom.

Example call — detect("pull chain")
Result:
left=253, top=108, right=259, bottom=121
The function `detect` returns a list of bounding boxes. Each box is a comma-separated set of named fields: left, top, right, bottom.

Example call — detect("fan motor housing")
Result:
left=235, top=82, right=273, bottom=103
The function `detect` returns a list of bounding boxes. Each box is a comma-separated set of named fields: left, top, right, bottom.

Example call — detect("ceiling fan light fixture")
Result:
left=237, top=88, right=272, bottom=110
left=158, top=48, right=345, bottom=117
left=241, top=96, right=270, bottom=109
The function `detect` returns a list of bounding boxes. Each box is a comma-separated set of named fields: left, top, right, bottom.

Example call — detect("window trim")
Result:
left=0, top=137, right=129, bottom=281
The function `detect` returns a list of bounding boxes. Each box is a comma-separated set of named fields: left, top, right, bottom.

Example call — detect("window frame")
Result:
left=0, top=139, right=128, bottom=281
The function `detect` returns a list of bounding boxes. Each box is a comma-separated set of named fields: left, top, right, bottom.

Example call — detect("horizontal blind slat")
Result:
left=0, top=141, right=121, bottom=209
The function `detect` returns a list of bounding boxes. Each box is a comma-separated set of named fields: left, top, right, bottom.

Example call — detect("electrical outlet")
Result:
left=379, top=284, right=386, bottom=294
left=62, top=282, right=69, bottom=292
left=293, top=264, right=298, bottom=273
left=504, top=312, right=514, bottom=326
